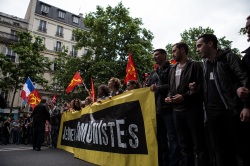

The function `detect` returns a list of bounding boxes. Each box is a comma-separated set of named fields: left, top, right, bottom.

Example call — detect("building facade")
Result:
left=0, top=12, right=29, bottom=119
left=0, top=0, right=87, bottom=119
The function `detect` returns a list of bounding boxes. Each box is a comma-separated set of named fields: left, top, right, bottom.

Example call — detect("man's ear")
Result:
left=208, top=41, right=213, bottom=48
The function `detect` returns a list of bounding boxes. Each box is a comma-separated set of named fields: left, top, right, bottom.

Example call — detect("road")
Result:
left=0, top=144, right=98, bottom=166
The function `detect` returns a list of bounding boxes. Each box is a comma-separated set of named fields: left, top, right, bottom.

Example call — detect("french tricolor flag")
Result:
left=20, top=77, right=35, bottom=101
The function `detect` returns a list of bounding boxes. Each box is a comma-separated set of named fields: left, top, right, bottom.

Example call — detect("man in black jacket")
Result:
left=196, top=34, right=250, bottom=166
left=165, top=42, right=210, bottom=166
left=242, top=15, right=250, bottom=80
left=48, top=102, right=61, bottom=148
left=147, top=49, right=181, bottom=166
left=31, top=99, right=50, bottom=151
left=240, top=15, right=250, bottom=166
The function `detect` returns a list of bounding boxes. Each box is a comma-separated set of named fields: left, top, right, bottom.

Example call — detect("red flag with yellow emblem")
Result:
left=66, top=71, right=83, bottom=93
left=28, top=89, right=41, bottom=110
left=20, top=77, right=41, bottom=110
left=124, top=53, right=137, bottom=84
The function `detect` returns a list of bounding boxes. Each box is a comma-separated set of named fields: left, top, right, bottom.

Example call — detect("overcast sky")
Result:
left=0, top=0, right=249, bottom=53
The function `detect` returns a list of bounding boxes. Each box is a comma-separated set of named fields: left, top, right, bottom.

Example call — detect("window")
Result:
left=10, top=29, right=18, bottom=41
left=6, top=47, right=16, bottom=62
left=41, top=4, right=50, bottom=13
left=38, top=20, right=47, bottom=32
left=10, top=29, right=17, bottom=36
left=71, top=45, right=77, bottom=56
left=0, top=91, right=7, bottom=100
left=53, top=62, right=58, bottom=71
left=71, top=33, right=76, bottom=41
left=58, top=11, right=65, bottom=19
left=73, top=16, right=79, bottom=24
left=56, top=26, right=63, bottom=37
left=0, top=90, right=8, bottom=106
left=13, top=22, right=20, bottom=26
left=55, top=41, right=62, bottom=52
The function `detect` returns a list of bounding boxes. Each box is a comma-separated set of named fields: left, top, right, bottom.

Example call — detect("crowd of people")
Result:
left=0, top=15, right=249, bottom=166
left=144, top=16, right=250, bottom=166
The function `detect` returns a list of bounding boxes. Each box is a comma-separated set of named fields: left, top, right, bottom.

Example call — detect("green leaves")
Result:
left=166, top=26, right=240, bottom=61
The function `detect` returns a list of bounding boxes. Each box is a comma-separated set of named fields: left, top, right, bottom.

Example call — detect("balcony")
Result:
left=6, top=54, right=16, bottom=62
left=70, top=51, right=77, bottom=57
left=54, top=47, right=62, bottom=52
left=0, top=31, right=18, bottom=44
left=55, top=32, right=63, bottom=37
left=38, top=26, right=47, bottom=33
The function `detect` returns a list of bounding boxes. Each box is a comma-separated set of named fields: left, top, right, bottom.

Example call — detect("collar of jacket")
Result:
left=171, top=59, right=193, bottom=68
left=156, top=61, right=170, bottom=71
left=204, top=49, right=231, bottom=64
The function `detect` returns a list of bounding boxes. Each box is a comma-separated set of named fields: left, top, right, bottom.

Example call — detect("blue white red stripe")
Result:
left=20, top=77, right=35, bottom=100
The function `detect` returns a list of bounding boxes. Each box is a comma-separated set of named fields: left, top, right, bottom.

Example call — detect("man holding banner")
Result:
left=147, top=49, right=181, bottom=166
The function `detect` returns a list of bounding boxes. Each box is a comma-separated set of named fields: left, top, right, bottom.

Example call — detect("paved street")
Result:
left=0, top=144, right=98, bottom=166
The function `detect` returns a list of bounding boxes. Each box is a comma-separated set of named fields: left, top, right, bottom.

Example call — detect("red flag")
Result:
left=66, top=71, right=83, bottom=93
left=170, top=59, right=177, bottom=65
left=90, top=78, right=96, bottom=102
left=124, top=53, right=137, bottom=84
left=51, top=94, right=56, bottom=103
left=20, top=77, right=41, bottom=110
left=28, top=89, right=41, bottom=110
left=154, top=63, right=159, bottom=70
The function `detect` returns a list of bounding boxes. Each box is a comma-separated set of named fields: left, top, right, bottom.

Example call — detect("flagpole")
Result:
left=82, top=83, right=90, bottom=96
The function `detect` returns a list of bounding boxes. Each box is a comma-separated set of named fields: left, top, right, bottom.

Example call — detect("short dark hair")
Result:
left=153, top=49, right=166, bottom=54
left=198, top=34, right=218, bottom=49
left=127, top=80, right=141, bottom=89
left=173, top=42, right=189, bottom=54
left=247, top=15, right=250, bottom=20
left=98, top=84, right=110, bottom=97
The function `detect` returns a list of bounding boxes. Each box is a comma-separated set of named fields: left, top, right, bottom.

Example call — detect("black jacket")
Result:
left=203, top=49, right=249, bottom=111
left=242, top=47, right=250, bottom=86
left=146, top=61, right=171, bottom=114
left=31, top=103, right=50, bottom=123
left=168, top=60, right=204, bottom=110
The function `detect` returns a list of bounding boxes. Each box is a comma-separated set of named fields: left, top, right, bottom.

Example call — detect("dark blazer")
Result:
left=31, top=102, right=50, bottom=123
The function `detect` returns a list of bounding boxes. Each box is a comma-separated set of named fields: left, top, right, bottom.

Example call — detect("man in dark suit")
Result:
left=31, top=99, right=50, bottom=151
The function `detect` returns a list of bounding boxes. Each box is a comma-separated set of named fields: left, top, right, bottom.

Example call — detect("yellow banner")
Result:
left=57, top=87, right=158, bottom=166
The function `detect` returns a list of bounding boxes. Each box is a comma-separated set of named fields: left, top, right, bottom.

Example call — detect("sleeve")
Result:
left=182, top=62, right=204, bottom=100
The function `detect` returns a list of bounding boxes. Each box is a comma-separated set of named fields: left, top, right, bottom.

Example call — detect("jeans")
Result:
left=157, top=109, right=182, bottom=166
left=206, top=108, right=243, bottom=166
left=174, top=108, right=210, bottom=166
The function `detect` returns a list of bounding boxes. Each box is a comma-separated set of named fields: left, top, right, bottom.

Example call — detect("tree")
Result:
left=51, top=47, right=88, bottom=104
left=166, top=26, right=240, bottom=61
left=73, top=2, right=154, bottom=88
left=0, top=31, right=51, bottom=113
